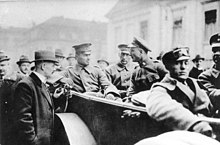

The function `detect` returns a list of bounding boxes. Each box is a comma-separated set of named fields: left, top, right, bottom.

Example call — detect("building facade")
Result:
left=106, top=0, right=220, bottom=64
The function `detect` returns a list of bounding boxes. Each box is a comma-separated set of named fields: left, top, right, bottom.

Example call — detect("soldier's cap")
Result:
left=162, top=47, right=190, bottom=65
left=66, top=53, right=75, bottom=60
left=97, top=58, right=109, bottom=66
left=0, top=50, right=10, bottom=63
left=32, top=50, right=58, bottom=64
left=72, top=43, right=92, bottom=53
left=192, top=54, right=204, bottom=62
left=127, top=43, right=137, bottom=48
left=55, top=49, right=65, bottom=58
left=17, top=55, right=31, bottom=65
left=132, top=36, right=151, bottom=52
left=118, top=44, right=130, bottom=54
left=209, top=33, right=220, bottom=52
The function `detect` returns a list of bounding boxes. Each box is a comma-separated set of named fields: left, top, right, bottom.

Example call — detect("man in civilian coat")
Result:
left=127, top=37, right=167, bottom=96
left=105, top=44, right=138, bottom=98
left=61, top=43, right=121, bottom=101
left=199, top=33, right=220, bottom=112
left=146, top=47, right=214, bottom=137
left=13, top=50, right=58, bottom=145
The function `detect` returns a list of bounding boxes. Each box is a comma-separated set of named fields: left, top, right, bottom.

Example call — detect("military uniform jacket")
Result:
left=105, top=62, right=138, bottom=91
left=146, top=75, right=212, bottom=131
left=198, top=66, right=220, bottom=108
left=128, top=60, right=167, bottom=96
left=61, top=64, right=120, bottom=96
left=14, top=72, right=54, bottom=145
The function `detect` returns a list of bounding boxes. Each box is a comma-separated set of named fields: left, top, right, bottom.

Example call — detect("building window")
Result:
left=204, top=9, right=217, bottom=41
left=172, top=17, right=184, bottom=46
left=140, top=20, right=148, bottom=41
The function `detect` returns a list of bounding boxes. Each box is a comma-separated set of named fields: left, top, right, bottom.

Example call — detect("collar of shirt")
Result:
left=33, top=71, right=46, bottom=84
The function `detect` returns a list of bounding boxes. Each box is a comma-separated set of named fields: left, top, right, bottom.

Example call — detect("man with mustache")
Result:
left=16, top=55, right=31, bottom=76
left=105, top=44, right=138, bottom=98
left=146, top=47, right=214, bottom=137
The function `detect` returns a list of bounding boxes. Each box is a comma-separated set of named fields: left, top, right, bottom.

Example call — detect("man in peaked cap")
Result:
left=0, top=50, right=10, bottom=79
left=199, top=33, right=220, bottom=114
left=16, top=55, right=31, bottom=76
left=189, top=54, right=205, bottom=79
left=146, top=47, right=214, bottom=137
left=66, top=52, right=76, bottom=67
left=14, top=50, right=58, bottom=145
left=105, top=44, right=138, bottom=98
left=127, top=36, right=167, bottom=96
left=60, top=43, right=121, bottom=102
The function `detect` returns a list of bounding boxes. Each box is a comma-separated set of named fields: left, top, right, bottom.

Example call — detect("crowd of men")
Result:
left=0, top=33, right=220, bottom=145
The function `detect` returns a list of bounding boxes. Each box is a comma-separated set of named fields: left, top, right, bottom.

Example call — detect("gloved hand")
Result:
left=192, top=121, right=214, bottom=137
left=105, top=93, right=116, bottom=100
left=53, top=87, right=64, bottom=98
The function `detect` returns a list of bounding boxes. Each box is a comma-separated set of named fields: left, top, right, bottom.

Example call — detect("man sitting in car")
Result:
left=146, top=47, right=214, bottom=137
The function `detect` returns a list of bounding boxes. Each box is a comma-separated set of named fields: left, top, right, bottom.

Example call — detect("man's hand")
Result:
left=105, top=93, right=116, bottom=100
left=53, top=87, right=64, bottom=98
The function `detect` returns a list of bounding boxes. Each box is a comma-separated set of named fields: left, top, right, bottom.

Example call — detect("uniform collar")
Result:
left=117, top=62, right=129, bottom=72
left=211, top=65, right=220, bottom=78
left=75, top=63, right=92, bottom=74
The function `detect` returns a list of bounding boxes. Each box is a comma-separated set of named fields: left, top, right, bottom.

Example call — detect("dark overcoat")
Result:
left=14, top=72, right=54, bottom=145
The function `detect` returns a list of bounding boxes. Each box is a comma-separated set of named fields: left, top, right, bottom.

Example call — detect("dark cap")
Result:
left=192, top=54, right=204, bottom=62
left=66, top=53, right=75, bottom=59
left=132, top=36, right=151, bottom=52
left=97, top=58, right=109, bottom=66
left=17, top=55, right=31, bottom=65
left=32, top=50, right=58, bottom=63
left=73, top=43, right=92, bottom=53
left=0, top=50, right=10, bottom=63
left=162, top=47, right=190, bottom=65
left=209, top=33, right=220, bottom=52
left=118, top=44, right=130, bottom=54
left=55, top=49, right=65, bottom=58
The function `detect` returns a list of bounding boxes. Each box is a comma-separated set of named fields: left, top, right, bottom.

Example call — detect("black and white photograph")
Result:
left=0, top=0, right=220, bottom=145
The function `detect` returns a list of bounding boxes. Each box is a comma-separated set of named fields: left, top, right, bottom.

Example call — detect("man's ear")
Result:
left=41, top=63, right=45, bottom=70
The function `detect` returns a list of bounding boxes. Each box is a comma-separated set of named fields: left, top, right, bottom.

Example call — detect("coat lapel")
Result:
left=30, top=72, right=53, bottom=107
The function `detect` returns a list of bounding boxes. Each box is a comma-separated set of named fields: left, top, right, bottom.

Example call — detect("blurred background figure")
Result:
left=189, top=54, right=205, bottom=79
left=97, top=57, right=109, bottom=71
left=16, top=55, right=31, bottom=76
left=55, top=48, right=65, bottom=71
left=66, top=52, right=76, bottom=67
left=0, top=50, right=11, bottom=79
